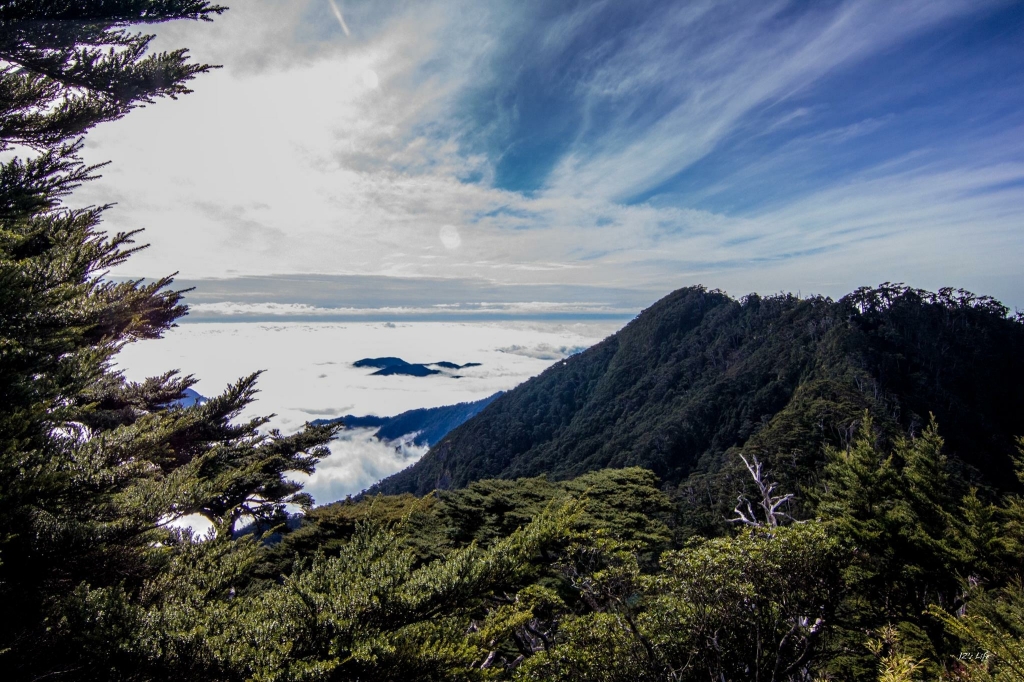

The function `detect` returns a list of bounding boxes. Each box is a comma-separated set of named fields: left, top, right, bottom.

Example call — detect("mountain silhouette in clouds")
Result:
left=353, top=357, right=481, bottom=377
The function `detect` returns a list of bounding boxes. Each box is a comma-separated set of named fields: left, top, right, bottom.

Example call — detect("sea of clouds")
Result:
left=115, top=319, right=624, bottom=505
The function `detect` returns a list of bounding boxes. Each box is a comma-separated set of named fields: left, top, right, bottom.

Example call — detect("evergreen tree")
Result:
left=814, top=415, right=1008, bottom=679
left=933, top=580, right=1024, bottom=681
left=933, top=439, right=1024, bottom=681
left=999, top=439, right=1024, bottom=566
left=517, top=522, right=846, bottom=682
left=0, top=3, right=339, bottom=677
left=0, top=1, right=225, bottom=150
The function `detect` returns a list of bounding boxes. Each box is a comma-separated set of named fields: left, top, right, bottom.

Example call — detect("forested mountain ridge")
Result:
left=373, top=284, right=1024, bottom=499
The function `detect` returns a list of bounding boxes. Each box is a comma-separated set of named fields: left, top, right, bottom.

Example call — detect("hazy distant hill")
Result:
left=372, top=284, right=1024, bottom=500
left=315, top=393, right=501, bottom=447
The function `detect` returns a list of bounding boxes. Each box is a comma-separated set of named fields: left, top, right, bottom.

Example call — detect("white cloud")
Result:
left=114, top=319, right=622, bottom=424
left=161, top=513, right=215, bottom=539
left=63, top=0, right=1024, bottom=309
left=295, top=428, right=428, bottom=502
left=497, top=343, right=589, bottom=361
left=183, top=300, right=638, bottom=320
left=546, top=0, right=1001, bottom=201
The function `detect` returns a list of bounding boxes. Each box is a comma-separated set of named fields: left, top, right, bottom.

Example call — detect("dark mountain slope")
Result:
left=372, top=285, right=1024, bottom=497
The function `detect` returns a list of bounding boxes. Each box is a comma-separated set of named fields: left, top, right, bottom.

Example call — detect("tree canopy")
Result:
left=0, top=2, right=336, bottom=676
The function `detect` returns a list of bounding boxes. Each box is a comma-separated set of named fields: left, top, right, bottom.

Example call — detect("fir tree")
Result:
left=0, top=3, right=338, bottom=677
left=813, top=415, right=1006, bottom=679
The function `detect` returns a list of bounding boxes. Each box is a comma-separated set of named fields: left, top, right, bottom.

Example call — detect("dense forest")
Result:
left=2, top=3, right=1024, bottom=681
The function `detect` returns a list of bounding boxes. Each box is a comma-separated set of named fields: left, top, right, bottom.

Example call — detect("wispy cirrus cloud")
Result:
left=71, top=0, right=1024, bottom=309
left=539, top=0, right=1006, bottom=201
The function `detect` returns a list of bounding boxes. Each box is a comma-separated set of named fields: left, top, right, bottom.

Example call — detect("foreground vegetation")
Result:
left=279, top=429, right=1024, bottom=682
left=2, top=3, right=1024, bottom=680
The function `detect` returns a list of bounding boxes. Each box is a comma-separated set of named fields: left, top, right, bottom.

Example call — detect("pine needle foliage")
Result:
left=0, top=0, right=226, bottom=149
left=932, top=581, right=1024, bottom=682
left=0, top=3, right=337, bottom=677
left=516, top=522, right=846, bottom=682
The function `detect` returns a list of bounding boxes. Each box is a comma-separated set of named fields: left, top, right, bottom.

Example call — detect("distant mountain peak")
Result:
left=173, top=388, right=207, bottom=408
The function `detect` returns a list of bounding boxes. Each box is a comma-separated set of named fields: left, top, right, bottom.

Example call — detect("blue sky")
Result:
left=78, top=0, right=1024, bottom=314
left=473, top=1, right=1024, bottom=208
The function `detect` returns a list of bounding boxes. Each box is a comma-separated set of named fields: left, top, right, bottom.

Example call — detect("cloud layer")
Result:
left=115, top=318, right=621, bottom=501
left=295, top=428, right=429, bottom=504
